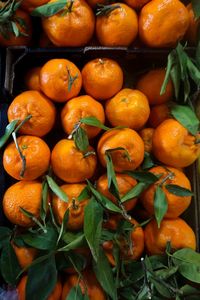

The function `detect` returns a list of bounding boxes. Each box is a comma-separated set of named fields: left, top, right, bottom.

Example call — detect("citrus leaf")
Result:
left=171, top=105, right=199, bottom=135
left=172, top=248, right=200, bottom=283
left=57, top=209, right=69, bottom=245
left=105, top=151, right=120, bottom=199
left=78, top=186, right=90, bottom=202
left=11, top=21, right=19, bottom=37
left=58, top=234, right=85, bottom=252
left=96, top=3, right=120, bottom=16
left=165, top=184, right=193, bottom=196
left=46, top=176, right=68, bottom=202
left=126, top=171, right=159, bottom=184
left=192, top=0, right=200, bottom=18
left=84, top=199, right=103, bottom=262
left=80, top=116, right=110, bottom=131
left=73, top=126, right=89, bottom=152
left=160, top=51, right=175, bottom=95
left=31, top=0, right=67, bottom=17
left=142, top=152, right=155, bottom=170
left=93, top=247, right=118, bottom=300
left=170, top=63, right=181, bottom=99
left=0, top=242, right=21, bottom=286
left=154, top=186, right=168, bottom=228
left=121, top=182, right=148, bottom=203
left=0, top=119, right=18, bottom=148
left=67, top=285, right=87, bottom=300
left=26, top=255, right=57, bottom=300
left=180, top=284, right=200, bottom=297
left=40, top=181, right=48, bottom=225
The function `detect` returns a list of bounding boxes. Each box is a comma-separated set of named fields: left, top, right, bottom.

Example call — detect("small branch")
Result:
left=68, top=121, right=81, bottom=139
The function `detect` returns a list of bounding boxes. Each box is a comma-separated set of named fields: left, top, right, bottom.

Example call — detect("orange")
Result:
left=51, top=139, right=97, bottom=183
left=61, top=95, right=105, bottom=139
left=97, top=128, right=144, bottom=172
left=103, top=217, right=144, bottom=265
left=185, top=3, right=200, bottom=45
left=17, top=276, right=62, bottom=300
left=8, top=90, right=56, bottom=137
left=136, top=69, right=174, bottom=105
left=3, top=181, right=43, bottom=227
left=12, top=242, right=37, bottom=269
left=52, top=184, right=89, bottom=231
left=82, top=58, right=123, bottom=101
left=144, top=218, right=196, bottom=255
left=62, top=270, right=106, bottom=300
left=3, top=135, right=50, bottom=181
left=40, top=59, right=82, bottom=102
left=140, top=166, right=192, bottom=218
left=0, top=6, right=32, bottom=47
left=139, top=0, right=189, bottom=48
left=105, top=88, right=150, bottom=130
left=152, top=119, right=200, bottom=168
left=139, top=128, right=154, bottom=153
left=96, top=3, right=138, bottom=46
left=148, top=103, right=171, bottom=128
left=97, top=173, right=138, bottom=211
left=124, top=0, right=151, bottom=10
left=25, top=67, right=41, bottom=91
left=42, top=0, right=95, bottom=47
left=21, top=0, right=50, bottom=12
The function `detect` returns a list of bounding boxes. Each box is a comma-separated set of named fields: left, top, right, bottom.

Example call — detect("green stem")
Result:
left=12, top=132, right=26, bottom=178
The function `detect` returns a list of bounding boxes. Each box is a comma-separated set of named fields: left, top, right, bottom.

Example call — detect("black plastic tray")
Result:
left=1, top=46, right=200, bottom=249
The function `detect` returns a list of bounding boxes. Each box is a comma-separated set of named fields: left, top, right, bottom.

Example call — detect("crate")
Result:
left=0, top=46, right=200, bottom=249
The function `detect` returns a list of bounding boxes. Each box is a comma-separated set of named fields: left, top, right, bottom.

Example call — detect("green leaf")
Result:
left=105, top=151, right=120, bottom=199
left=172, top=248, right=200, bottom=283
left=58, top=234, right=85, bottom=252
left=126, top=171, right=159, bottom=184
left=78, top=186, right=90, bottom=202
left=180, top=284, right=200, bottom=296
left=40, top=181, right=48, bottom=225
left=11, top=21, right=19, bottom=37
left=121, top=182, right=147, bottom=203
left=165, top=184, right=193, bottom=197
left=84, top=199, right=103, bottom=261
left=80, top=116, right=110, bottom=131
left=170, top=63, right=181, bottom=99
left=171, top=105, right=199, bottom=135
left=142, top=152, right=155, bottom=170
left=87, top=181, right=122, bottom=213
left=31, top=0, right=67, bottom=17
left=0, top=119, right=18, bottom=148
left=192, top=0, right=200, bottom=19
left=73, top=126, right=89, bottom=152
left=57, top=209, right=69, bottom=245
left=0, top=242, right=21, bottom=286
left=154, top=186, right=168, bottom=228
left=160, top=51, right=175, bottom=95
left=186, top=59, right=200, bottom=86
left=26, top=255, right=57, bottom=300
left=93, top=247, right=118, bottom=300
left=21, top=224, right=58, bottom=250
left=155, top=266, right=178, bottom=280
left=46, top=176, right=68, bottom=202
left=67, top=285, right=86, bottom=300
left=149, top=277, right=173, bottom=299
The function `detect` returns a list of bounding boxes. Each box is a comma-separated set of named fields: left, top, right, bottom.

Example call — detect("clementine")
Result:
left=82, top=58, right=123, bottom=100
left=144, top=218, right=196, bottom=255
left=12, top=242, right=37, bottom=269
left=139, top=128, right=154, bottom=153
left=40, top=59, right=82, bottom=102
left=25, top=67, right=41, bottom=91
left=61, top=95, right=105, bottom=139
left=3, top=135, right=50, bottom=181
left=185, top=3, right=200, bottom=45
left=124, top=0, right=151, bottom=10
left=105, top=89, right=150, bottom=130
left=148, top=103, right=171, bottom=128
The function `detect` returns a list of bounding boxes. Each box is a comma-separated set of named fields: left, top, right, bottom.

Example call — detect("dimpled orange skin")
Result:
left=42, top=0, right=95, bottom=47
left=0, top=9, right=32, bottom=46
left=105, top=89, right=150, bottom=130
left=139, top=0, right=190, bottom=48
left=3, top=136, right=50, bottom=181
left=82, top=58, right=123, bottom=101
left=148, top=103, right=171, bottom=128
left=8, top=91, right=56, bottom=137
left=96, top=3, right=138, bottom=46
left=185, top=3, right=200, bottom=45
left=97, top=173, right=138, bottom=211
left=25, top=67, right=41, bottom=91
left=40, top=59, right=82, bottom=102
left=136, top=69, right=174, bottom=105
left=124, top=0, right=151, bottom=10
left=61, top=95, right=105, bottom=139
left=97, top=128, right=145, bottom=172
left=17, top=276, right=62, bottom=300
left=52, top=184, right=89, bottom=231
left=144, top=218, right=196, bottom=255
left=51, top=139, right=97, bottom=183
left=21, top=0, right=50, bottom=12
left=103, top=218, right=144, bottom=266
left=141, top=166, right=192, bottom=219
left=152, top=119, right=200, bottom=168
left=3, top=181, right=42, bottom=227
left=62, top=271, right=106, bottom=300
left=12, top=243, right=37, bottom=269
left=139, top=128, right=154, bottom=153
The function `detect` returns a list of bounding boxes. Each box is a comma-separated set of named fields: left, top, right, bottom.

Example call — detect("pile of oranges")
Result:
left=0, top=0, right=199, bottom=47
left=0, top=54, right=200, bottom=299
